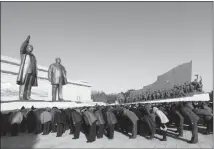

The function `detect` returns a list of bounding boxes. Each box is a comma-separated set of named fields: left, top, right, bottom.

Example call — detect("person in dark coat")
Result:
left=179, top=104, right=199, bottom=143
left=94, top=107, right=105, bottom=138
left=26, top=108, right=37, bottom=133
left=139, top=105, right=156, bottom=139
left=104, top=107, right=118, bottom=139
left=53, top=109, right=63, bottom=137
left=34, top=108, right=44, bottom=134
left=193, top=107, right=213, bottom=134
left=201, top=103, right=213, bottom=134
left=10, top=110, right=24, bottom=136
left=55, top=109, right=67, bottom=137
left=71, top=109, right=82, bottom=139
left=40, top=108, right=52, bottom=135
left=171, top=103, right=184, bottom=137
left=82, top=109, right=97, bottom=143
left=65, top=108, right=73, bottom=134
left=50, top=107, right=59, bottom=132
left=122, top=108, right=139, bottom=139
left=19, top=106, right=28, bottom=133
left=0, top=112, right=12, bottom=136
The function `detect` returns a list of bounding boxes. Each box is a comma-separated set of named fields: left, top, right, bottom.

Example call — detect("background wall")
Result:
left=1, top=55, right=92, bottom=102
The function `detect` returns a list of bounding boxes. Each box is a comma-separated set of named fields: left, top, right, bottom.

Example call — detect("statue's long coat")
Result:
left=16, top=38, right=38, bottom=86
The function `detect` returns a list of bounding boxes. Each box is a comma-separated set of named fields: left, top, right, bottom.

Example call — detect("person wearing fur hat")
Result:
left=153, top=107, right=169, bottom=141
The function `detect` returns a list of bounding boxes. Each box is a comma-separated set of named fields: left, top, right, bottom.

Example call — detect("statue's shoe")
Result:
left=26, top=97, right=33, bottom=100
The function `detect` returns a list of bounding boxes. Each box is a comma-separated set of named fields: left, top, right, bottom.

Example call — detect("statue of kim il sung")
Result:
left=48, top=58, right=68, bottom=101
left=17, top=35, right=38, bottom=100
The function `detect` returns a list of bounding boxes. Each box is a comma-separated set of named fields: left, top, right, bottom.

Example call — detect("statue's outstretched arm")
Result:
left=20, top=35, right=30, bottom=55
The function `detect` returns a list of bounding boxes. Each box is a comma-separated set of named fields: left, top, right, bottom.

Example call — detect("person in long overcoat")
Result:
left=201, top=102, right=213, bottom=134
left=34, top=108, right=44, bottom=134
left=40, top=108, right=52, bottom=135
left=94, top=107, right=105, bottom=138
left=104, top=107, right=118, bottom=139
left=179, top=104, right=199, bottom=143
left=55, top=109, right=67, bottom=137
left=17, top=35, right=38, bottom=100
left=82, top=109, right=97, bottom=143
left=139, top=105, right=156, bottom=139
left=20, top=107, right=29, bottom=133
left=71, top=109, right=82, bottom=139
left=153, top=107, right=169, bottom=141
left=10, top=110, right=24, bottom=136
left=193, top=107, right=213, bottom=134
left=26, top=108, right=37, bottom=133
left=65, top=108, right=73, bottom=134
left=0, top=112, right=13, bottom=136
left=170, top=103, right=184, bottom=137
left=122, top=108, right=139, bottom=139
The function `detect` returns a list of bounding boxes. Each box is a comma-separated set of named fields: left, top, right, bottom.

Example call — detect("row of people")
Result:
left=126, top=78, right=203, bottom=103
left=0, top=101, right=212, bottom=144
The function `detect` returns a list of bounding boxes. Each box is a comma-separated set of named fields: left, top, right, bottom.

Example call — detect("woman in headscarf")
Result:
left=153, top=107, right=169, bottom=141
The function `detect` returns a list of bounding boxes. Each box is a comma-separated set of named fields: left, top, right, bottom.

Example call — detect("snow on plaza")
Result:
left=1, top=55, right=213, bottom=148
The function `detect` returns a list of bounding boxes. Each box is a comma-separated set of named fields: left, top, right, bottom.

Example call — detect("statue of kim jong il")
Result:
left=48, top=58, right=67, bottom=101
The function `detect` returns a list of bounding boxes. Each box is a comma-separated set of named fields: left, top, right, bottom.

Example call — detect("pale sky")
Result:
left=1, top=2, right=213, bottom=94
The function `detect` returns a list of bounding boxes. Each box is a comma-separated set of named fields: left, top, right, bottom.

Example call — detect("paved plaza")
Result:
left=1, top=126, right=213, bottom=149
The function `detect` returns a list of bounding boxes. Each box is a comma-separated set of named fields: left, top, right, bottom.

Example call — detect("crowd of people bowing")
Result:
left=0, top=100, right=212, bottom=144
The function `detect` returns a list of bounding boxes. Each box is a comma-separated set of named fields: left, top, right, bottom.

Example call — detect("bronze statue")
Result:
left=48, top=58, right=67, bottom=101
left=17, top=35, right=38, bottom=100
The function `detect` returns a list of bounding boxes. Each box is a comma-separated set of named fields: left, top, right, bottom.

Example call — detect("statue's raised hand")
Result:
left=27, top=35, right=31, bottom=40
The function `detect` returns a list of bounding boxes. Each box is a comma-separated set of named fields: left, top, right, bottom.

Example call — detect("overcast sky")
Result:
left=1, top=2, right=213, bottom=93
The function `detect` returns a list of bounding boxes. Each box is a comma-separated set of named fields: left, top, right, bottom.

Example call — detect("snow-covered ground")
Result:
left=1, top=126, right=213, bottom=148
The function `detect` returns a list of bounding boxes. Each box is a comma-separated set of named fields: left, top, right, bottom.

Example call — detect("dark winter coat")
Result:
left=105, top=108, right=117, bottom=125
left=94, top=110, right=105, bottom=125
left=123, top=109, right=139, bottom=124
left=180, top=106, right=199, bottom=124
left=83, top=111, right=97, bottom=126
